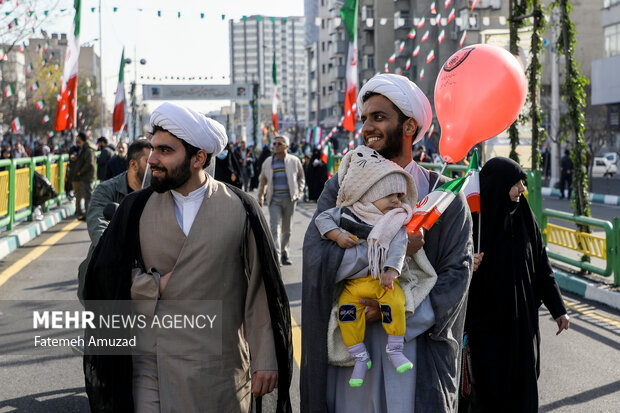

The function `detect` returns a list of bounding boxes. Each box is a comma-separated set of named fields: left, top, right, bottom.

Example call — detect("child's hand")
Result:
left=336, top=231, right=358, bottom=248
left=381, top=268, right=399, bottom=290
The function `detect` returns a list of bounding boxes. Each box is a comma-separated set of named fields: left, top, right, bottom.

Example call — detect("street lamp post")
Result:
left=124, top=54, right=146, bottom=140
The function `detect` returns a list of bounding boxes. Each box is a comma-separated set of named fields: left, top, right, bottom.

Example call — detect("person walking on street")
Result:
left=96, top=137, right=115, bottom=182
left=73, top=132, right=97, bottom=220
left=234, top=139, right=256, bottom=192
left=465, top=157, right=570, bottom=412
left=77, top=138, right=152, bottom=302
left=82, top=102, right=292, bottom=413
left=302, top=73, right=473, bottom=413
left=258, top=135, right=305, bottom=266
left=560, top=149, right=573, bottom=200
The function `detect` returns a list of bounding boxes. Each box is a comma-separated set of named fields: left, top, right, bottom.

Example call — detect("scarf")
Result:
left=350, top=201, right=413, bottom=278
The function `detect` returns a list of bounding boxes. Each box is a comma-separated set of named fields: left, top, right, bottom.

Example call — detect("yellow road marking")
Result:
left=0, top=219, right=82, bottom=289
left=564, top=300, right=620, bottom=329
left=291, top=314, right=302, bottom=367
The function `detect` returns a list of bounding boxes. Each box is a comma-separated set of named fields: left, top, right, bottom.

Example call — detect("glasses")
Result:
left=274, top=142, right=286, bottom=146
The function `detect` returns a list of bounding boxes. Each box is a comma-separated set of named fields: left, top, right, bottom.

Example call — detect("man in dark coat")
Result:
left=73, top=132, right=97, bottom=219
left=301, top=74, right=473, bottom=413
left=559, top=149, right=573, bottom=200
left=105, top=141, right=128, bottom=180
left=96, top=137, right=115, bottom=181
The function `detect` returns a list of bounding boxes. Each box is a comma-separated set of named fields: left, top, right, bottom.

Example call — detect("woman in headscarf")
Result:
left=465, top=157, right=570, bottom=413
left=306, top=148, right=328, bottom=202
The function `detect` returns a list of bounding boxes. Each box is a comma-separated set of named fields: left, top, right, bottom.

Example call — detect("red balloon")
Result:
left=435, top=44, right=527, bottom=163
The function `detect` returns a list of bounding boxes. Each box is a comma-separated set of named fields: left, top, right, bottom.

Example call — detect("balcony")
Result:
left=335, top=40, right=348, bottom=55
left=336, top=65, right=346, bottom=79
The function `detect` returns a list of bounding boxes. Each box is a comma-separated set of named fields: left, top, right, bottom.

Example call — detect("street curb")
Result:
left=554, top=270, right=620, bottom=311
left=0, top=202, right=76, bottom=262
left=542, top=187, right=620, bottom=206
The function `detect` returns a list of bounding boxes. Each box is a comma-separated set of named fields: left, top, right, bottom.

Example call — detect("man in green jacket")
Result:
left=73, top=132, right=97, bottom=220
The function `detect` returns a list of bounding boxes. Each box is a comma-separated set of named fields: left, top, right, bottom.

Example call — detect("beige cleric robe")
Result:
left=132, top=179, right=277, bottom=412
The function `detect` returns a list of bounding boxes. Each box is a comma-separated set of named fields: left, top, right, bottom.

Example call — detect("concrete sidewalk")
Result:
left=0, top=201, right=76, bottom=261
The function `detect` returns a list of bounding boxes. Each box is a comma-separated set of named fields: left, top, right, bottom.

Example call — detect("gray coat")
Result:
left=301, top=171, right=473, bottom=413
left=77, top=171, right=129, bottom=302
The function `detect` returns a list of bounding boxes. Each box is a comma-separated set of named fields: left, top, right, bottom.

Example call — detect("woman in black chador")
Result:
left=465, top=157, right=570, bottom=413
left=305, top=148, right=328, bottom=201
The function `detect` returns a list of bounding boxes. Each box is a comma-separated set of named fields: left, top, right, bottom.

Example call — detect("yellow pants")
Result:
left=337, top=275, right=406, bottom=347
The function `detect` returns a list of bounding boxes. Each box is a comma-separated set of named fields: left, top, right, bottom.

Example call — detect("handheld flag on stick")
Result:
left=463, top=149, right=480, bottom=213
left=407, top=175, right=468, bottom=233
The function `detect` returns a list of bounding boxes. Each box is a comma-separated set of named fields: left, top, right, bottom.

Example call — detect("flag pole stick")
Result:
left=431, top=161, right=449, bottom=192
left=477, top=212, right=481, bottom=253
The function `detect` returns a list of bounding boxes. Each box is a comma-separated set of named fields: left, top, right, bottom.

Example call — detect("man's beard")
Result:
left=376, top=122, right=404, bottom=160
left=150, top=157, right=192, bottom=193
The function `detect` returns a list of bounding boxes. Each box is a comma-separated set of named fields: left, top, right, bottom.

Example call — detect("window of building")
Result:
left=322, top=64, right=326, bottom=73
left=394, top=10, right=409, bottom=29
left=365, top=54, right=374, bottom=70
left=322, top=41, right=325, bottom=52
left=604, top=23, right=620, bottom=57
left=323, top=86, right=326, bottom=96
left=363, top=5, right=374, bottom=20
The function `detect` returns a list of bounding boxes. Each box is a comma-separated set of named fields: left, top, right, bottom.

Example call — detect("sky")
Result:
left=35, top=0, right=305, bottom=114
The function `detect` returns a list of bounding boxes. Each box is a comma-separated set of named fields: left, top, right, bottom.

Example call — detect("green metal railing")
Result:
left=0, top=154, right=69, bottom=231
left=541, top=209, right=620, bottom=285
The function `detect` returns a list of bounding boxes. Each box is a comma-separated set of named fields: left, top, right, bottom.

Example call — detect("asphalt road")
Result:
left=0, top=199, right=619, bottom=411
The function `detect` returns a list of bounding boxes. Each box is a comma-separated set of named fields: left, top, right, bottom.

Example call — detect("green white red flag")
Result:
left=340, top=0, right=358, bottom=132
left=12, top=117, right=21, bottom=133
left=4, top=84, right=14, bottom=97
left=113, top=48, right=126, bottom=133
left=54, top=0, right=81, bottom=131
left=272, top=52, right=278, bottom=132
left=407, top=175, right=468, bottom=233
left=463, top=149, right=481, bottom=213
left=36, top=100, right=45, bottom=110
left=320, top=142, right=335, bottom=178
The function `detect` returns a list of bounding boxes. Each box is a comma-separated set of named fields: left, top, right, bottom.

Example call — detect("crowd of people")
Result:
left=12, top=73, right=569, bottom=413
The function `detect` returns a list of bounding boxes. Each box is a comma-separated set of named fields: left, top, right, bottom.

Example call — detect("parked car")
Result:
left=592, top=156, right=617, bottom=177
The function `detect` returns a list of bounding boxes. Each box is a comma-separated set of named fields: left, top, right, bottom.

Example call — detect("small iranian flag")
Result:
left=30, top=81, right=39, bottom=91
left=384, top=62, right=389, bottom=73
left=430, top=1, right=437, bottom=14
left=419, top=68, right=425, bottom=80
left=36, top=100, right=45, bottom=110
left=448, top=8, right=456, bottom=23
left=271, top=51, right=278, bottom=132
left=445, top=0, right=452, bottom=8
left=416, top=17, right=425, bottom=28
left=405, top=58, right=411, bottom=70
left=426, top=49, right=435, bottom=63
left=412, top=45, right=420, bottom=57
left=26, top=63, right=33, bottom=75
left=42, top=114, right=50, bottom=123
left=399, top=41, right=405, bottom=53
left=320, top=142, right=335, bottom=178
left=438, top=29, right=446, bottom=44
left=407, top=176, right=468, bottom=233
left=408, top=28, right=416, bottom=39
left=421, top=30, right=429, bottom=42
left=4, top=84, right=14, bottom=97
left=12, top=117, right=21, bottom=133
left=435, top=14, right=442, bottom=26
left=463, top=149, right=481, bottom=213
left=471, top=0, right=479, bottom=11
left=460, top=30, right=468, bottom=47
left=388, top=53, right=396, bottom=62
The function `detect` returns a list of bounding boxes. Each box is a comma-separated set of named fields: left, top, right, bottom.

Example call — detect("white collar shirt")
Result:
left=170, top=178, right=209, bottom=236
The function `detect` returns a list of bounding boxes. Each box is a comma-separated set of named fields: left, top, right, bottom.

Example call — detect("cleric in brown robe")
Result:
left=82, top=102, right=292, bottom=413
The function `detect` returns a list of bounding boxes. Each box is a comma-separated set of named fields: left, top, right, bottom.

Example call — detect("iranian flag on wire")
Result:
left=407, top=176, right=468, bottom=233
left=113, top=48, right=126, bottom=133
left=320, top=142, right=335, bottom=177
left=4, top=84, right=14, bottom=97
left=272, top=52, right=278, bottom=132
left=463, top=149, right=481, bottom=213
left=340, top=0, right=358, bottom=132
left=12, top=117, right=21, bottom=133
left=54, top=0, right=81, bottom=131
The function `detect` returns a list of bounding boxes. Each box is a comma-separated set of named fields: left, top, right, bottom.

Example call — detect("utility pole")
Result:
left=98, top=0, right=104, bottom=136
left=252, top=82, right=259, bottom=145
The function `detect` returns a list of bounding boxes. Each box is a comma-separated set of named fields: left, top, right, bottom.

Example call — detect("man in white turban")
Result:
left=83, top=102, right=293, bottom=412
left=302, top=74, right=473, bottom=413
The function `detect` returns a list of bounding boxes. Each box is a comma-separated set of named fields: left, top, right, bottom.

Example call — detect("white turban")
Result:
left=149, top=102, right=228, bottom=155
left=357, top=74, right=432, bottom=144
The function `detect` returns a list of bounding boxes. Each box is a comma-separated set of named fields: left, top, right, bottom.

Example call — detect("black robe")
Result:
left=306, top=151, right=329, bottom=201
left=465, top=157, right=566, bottom=413
left=82, top=184, right=293, bottom=413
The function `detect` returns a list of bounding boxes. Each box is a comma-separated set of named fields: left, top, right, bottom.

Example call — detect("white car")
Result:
left=592, top=155, right=617, bottom=177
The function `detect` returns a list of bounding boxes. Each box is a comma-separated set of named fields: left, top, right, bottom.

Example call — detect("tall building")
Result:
left=229, top=15, right=307, bottom=141
left=591, top=0, right=620, bottom=152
